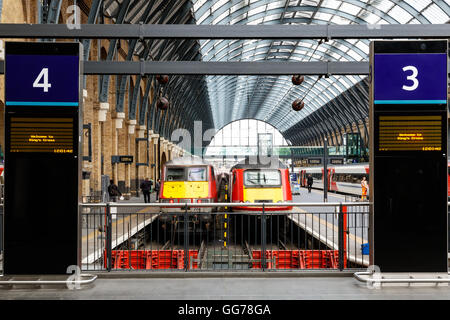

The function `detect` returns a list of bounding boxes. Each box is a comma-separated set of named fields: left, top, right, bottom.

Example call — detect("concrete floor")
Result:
left=1, top=189, right=449, bottom=302
left=0, top=273, right=449, bottom=300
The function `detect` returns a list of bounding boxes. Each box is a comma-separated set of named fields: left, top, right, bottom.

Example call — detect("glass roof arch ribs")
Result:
left=128, top=74, right=142, bottom=121
left=294, top=122, right=316, bottom=146
left=201, top=38, right=365, bottom=65
left=299, top=116, right=322, bottom=147
left=338, top=89, right=367, bottom=144
left=331, top=97, right=359, bottom=142
left=98, top=0, right=133, bottom=104
left=139, top=77, right=152, bottom=127
left=233, top=0, right=293, bottom=116
left=168, top=78, right=212, bottom=137
left=321, top=102, right=349, bottom=146
left=136, top=2, right=205, bottom=132
left=115, top=0, right=157, bottom=117
left=295, top=124, right=316, bottom=147
left=343, top=84, right=369, bottom=144
left=325, top=0, right=427, bottom=24
left=270, top=78, right=331, bottom=126
left=189, top=0, right=450, bottom=143
left=260, top=75, right=325, bottom=125
left=158, top=83, right=197, bottom=138
left=268, top=75, right=324, bottom=129
left=306, top=109, right=332, bottom=145
left=352, top=79, right=370, bottom=144
left=316, top=104, right=342, bottom=146
left=116, top=39, right=138, bottom=115
left=82, top=0, right=102, bottom=89
left=262, top=84, right=297, bottom=124
left=160, top=77, right=189, bottom=138
left=326, top=96, right=357, bottom=139
left=185, top=81, right=215, bottom=129
left=322, top=110, right=341, bottom=147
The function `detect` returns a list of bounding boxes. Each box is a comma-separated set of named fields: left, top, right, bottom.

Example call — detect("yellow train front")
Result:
left=159, top=157, right=218, bottom=222
left=229, top=157, right=293, bottom=211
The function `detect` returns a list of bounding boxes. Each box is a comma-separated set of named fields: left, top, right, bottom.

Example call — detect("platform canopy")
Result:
left=99, top=0, right=449, bottom=146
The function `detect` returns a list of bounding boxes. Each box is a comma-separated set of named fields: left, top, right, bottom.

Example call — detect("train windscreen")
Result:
left=166, top=166, right=208, bottom=181
left=244, top=169, right=281, bottom=187
left=187, top=167, right=207, bottom=181
left=166, top=168, right=185, bottom=181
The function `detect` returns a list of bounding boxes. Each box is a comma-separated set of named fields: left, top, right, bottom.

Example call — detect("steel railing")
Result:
left=80, top=202, right=371, bottom=272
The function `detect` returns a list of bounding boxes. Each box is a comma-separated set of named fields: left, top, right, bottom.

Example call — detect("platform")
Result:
left=289, top=187, right=369, bottom=266
left=1, top=273, right=449, bottom=300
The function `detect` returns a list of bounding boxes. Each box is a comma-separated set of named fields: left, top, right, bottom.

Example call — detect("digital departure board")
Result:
left=9, top=117, right=74, bottom=153
left=377, top=115, right=442, bottom=152
left=4, top=42, right=81, bottom=275
left=370, top=40, right=448, bottom=273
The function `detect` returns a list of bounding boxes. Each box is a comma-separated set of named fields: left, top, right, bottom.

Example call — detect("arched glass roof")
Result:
left=100, top=0, right=449, bottom=146
left=191, top=0, right=450, bottom=133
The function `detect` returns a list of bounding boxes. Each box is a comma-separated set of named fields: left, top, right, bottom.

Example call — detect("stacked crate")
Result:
left=251, top=250, right=341, bottom=269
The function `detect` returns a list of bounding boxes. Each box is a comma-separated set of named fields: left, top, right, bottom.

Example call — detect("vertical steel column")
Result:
left=338, top=203, right=344, bottom=271
left=106, top=203, right=112, bottom=272
left=323, top=137, right=328, bottom=202
left=157, top=137, right=161, bottom=180
left=184, top=204, right=189, bottom=271
left=261, top=204, right=266, bottom=271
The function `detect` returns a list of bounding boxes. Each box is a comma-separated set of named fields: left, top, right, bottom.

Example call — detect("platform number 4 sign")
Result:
left=33, top=67, right=52, bottom=92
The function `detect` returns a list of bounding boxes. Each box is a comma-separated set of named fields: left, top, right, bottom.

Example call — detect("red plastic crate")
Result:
left=251, top=250, right=341, bottom=269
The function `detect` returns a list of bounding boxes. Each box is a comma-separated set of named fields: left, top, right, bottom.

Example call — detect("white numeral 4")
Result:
left=33, top=68, right=52, bottom=92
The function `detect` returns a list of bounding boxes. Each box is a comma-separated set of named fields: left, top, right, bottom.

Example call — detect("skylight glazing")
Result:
left=190, top=0, right=450, bottom=134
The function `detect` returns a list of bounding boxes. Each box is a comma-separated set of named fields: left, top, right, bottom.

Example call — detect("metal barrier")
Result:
left=80, top=202, right=370, bottom=272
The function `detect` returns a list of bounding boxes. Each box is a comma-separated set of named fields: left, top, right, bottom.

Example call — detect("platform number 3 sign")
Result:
left=402, top=66, right=418, bottom=91
left=33, top=67, right=52, bottom=92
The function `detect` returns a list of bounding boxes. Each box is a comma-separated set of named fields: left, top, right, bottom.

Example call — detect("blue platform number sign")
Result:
left=374, top=53, right=447, bottom=104
left=6, top=54, right=79, bottom=106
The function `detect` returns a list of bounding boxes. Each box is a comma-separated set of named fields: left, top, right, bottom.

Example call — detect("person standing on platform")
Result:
left=154, top=179, right=161, bottom=201
left=108, top=180, right=121, bottom=202
left=307, top=174, right=313, bottom=193
left=361, top=176, right=368, bottom=201
left=140, top=178, right=153, bottom=203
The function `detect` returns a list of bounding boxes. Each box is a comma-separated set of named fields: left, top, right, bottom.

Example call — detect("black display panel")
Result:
left=4, top=42, right=81, bottom=275
left=370, top=40, right=448, bottom=272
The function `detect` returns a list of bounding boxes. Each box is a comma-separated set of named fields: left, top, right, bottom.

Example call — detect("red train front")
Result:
left=230, top=157, right=292, bottom=211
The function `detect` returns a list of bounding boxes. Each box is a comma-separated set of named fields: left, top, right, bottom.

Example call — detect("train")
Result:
left=229, top=156, right=293, bottom=211
left=298, top=162, right=450, bottom=198
left=298, top=163, right=369, bottom=197
left=158, top=157, right=218, bottom=221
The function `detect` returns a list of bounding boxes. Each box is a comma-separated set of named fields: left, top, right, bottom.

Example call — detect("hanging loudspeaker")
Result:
left=292, top=98, right=305, bottom=111
left=156, top=75, right=169, bottom=85
left=157, top=96, right=170, bottom=110
left=291, top=75, right=304, bottom=85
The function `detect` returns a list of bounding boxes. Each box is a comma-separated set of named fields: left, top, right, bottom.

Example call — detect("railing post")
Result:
left=106, top=202, right=112, bottom=272
left=338, top=203, right=344, bottom=271
left=184, top=204, right=189, bottom=271
left=261, top=203, right=266, bottom=271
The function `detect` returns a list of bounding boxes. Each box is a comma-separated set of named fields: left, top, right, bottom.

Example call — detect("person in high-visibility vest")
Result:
left=361, top=176, right=368, bottom=201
